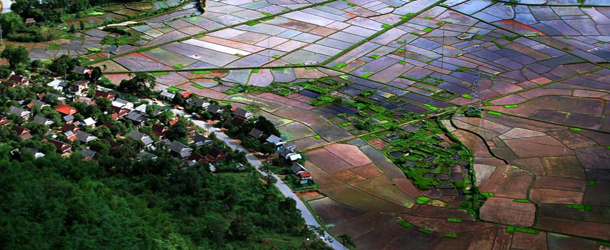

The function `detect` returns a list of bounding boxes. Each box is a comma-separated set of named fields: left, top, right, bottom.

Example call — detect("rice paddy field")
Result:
left=10, top=0, right=610, bottom=249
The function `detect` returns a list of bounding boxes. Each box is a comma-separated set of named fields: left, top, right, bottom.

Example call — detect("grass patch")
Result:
left=167, top=86, right=181, bottom=92
left=455, top=66, right=468, bottom=72
left=504, top=104, right=518, bottom=108
left=162, top=25, right=170, bottom=29
left=193, top=70, right=211, bottom=74
left=487, top=111, right=502, bottom=116
left=461, top=94, right=472, bottom=99
left=362, top=73, right=373, bottom=79
left=47, top=44, right=62, bottom=50
left=174, top=64, right=183, bottom=69
left=397, top=219, right=413, bottom=228
left=399, top=60, right=407, bottom=65
left=382, top=24, right=392, bottom=29
left=251, top=68, right=259, bottom=73
left=423, top=27, right=434, bottom=33
left=370, top=55, right=380, bottom=59
left=444, top=233, right=457, bottom=238
left=588, top=180, right=596, bottom=187
left=246, top=21, right=260, bottom=26
left=447, top=218, right=462, bottom=223
left=415, top=196, right=431, bottom=204
left=423, top=16, right=433, bottom=20
left=418, top=228, right=432, bottom=234
left=314, top=135, right=322, bottom=139
left=481, top=192, right=494, bottom=197
left=333, top=62, right=346, bottom=69
left=305, top=66, right=315, bottom=70
left=567, top=204, right=593, bottom=211
left=195, top=34, right=205, bottom=38
left=424, top=104, right=438, bottom=111
left=192, top=83, right=205, bottom=89
left=513, top=199, right=530, bottom=203
left=507, top=226, right=539, bottom=234
left=86, top=47, right=101, bottom=53
left=570, top=127, right=582, bottom=131
left=152, top=72, right=168, bottom=75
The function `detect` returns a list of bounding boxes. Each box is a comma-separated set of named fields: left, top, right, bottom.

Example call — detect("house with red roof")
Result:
left=55, top=103, right=77, bottom=115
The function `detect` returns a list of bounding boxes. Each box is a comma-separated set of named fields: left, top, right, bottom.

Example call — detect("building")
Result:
left=82, top=117, right=96, bottom=127
left=79, top=149, right=97, bottom=161
left=9, top=106, right=31, bottom=120
left=55, top=103, right=77, bottom=115
left=24, top=148, right=45, bottom=158
left=32, top=115, right=54, bottom=126
left=25, top=18, right=36, bottom=25
left=194, top=133, right=212, bottom=147
left=205, top=148, right=226, bottom=163
left=11, top=125, right=32, bottom=140
left=48, top=139, right=72, bottom=154
left=27, top=100, right=49, bottom=110
left=70, top=80, right=89, bottom=96
left=0, top=116, right=10, bottom=126
left=266, top=134, right=286, bottom=147
left=72, top=66, right=92, bottom=75
left=248, top=128, right=263, bottom=139
left=47, top=79, right=68, bottom=91
left=169, top=141, right=193, bottom=159
left=75, top=131, right=97, bottom=143
left=232, top=107, right=253, bottom=119
left=206, top=104, right=222, bottom=115
left=186, top=152, right=205, bottom=167
left=112, top=98, right=134, bottom=110
left=63, top=115, right=75, bottom=124
left=152, top=124, right=168, bottom=139
left=160, top=90, right=176, bottom=101
left=291, top=163, right=312, bottom=185
left=2, top=75, right=29, bottom=87
left=61, top=123, right=79, bottom=133
left=126, top=111, right=146, bottom=127
left=95, top=90, right=115, bottom=100
left=278, top=143, right=301, bottom=161
left=186, top=97, right=210, bottom=109
left=128, top=130, right=154, bottom=147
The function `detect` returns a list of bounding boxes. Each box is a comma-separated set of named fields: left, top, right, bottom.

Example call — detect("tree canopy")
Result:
left=1, top=45, right=30, bottom=70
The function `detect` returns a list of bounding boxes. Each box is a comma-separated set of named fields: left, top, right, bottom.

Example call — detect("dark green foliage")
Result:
left=117, top=73, right=156, bottom=97
left=165, top=119, right=188, bottom=141
left=1, top=45, right=30, bottom=70
left=49, top=55, right=81, bottom=78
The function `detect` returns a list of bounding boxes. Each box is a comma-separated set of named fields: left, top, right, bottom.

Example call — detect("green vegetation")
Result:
left=567, top=204, right=593, bottom=211
left=447, top=218, right=462, bottom=223
left=504, top=104, right=518, bottom=108
left=570, top=127, right=582, bottom=131
left=507, top=226, right=539, bottom=235
left=487, top=111, right=502, bottom=116
left=416, top=196, right=431, bottom=204
left=362, top=73, right=373, bottom=78
left=444, top=233, right=457, bottom=238
left=397, top=219, right=413, bottom=228
left=513, top=199, right=531, bottom=203
left=588, top=180, right=597, bottom=186
left=418, top=228, right=432, bottom=234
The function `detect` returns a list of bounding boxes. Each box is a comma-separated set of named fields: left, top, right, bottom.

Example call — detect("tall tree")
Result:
left=118, top=73, right=156, bottom=97
left=0, top=12, right=24, bottom=35
left=1, top=45, right=29, bottom=70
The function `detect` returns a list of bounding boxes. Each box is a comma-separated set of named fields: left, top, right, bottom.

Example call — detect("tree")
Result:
left=86, top=67, right=103, bottom=84
left=118, top=73, right=156, bottom=97
left=0, top=12, right=23, bottom=36
left=165, top=119, right=188, bottom=141
left=338, top=234, right=355, bottom=249
left=230, top=217, right=254, bottom=240
left=1, top=45, right=29, bottom=70
left=49, top=55, right=80, bottom=78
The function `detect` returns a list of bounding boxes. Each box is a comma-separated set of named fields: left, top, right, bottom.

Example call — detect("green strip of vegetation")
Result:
left=416, top=196, right=431, bottom=204
left=570, top=127, right=582, bottom=131
left=481, top=192, right=494, bottom=197
left=507, top=226, right=539, bottom=234
left=251, top=69, right=259, bottom=73
left=513, top=199, right=530, bottom=203
left=314, top=135, right=322, bottom=139
left=447, top=218, right=462, bottom=223
left=397, top=219, right=413, bottom=228
left=174, top=64, right=183, bottom=69
left=487, top=111, right=502, bottom=116
left=193, top=70, right=211, bottom=74
left=167, top=86, right=181, bottom=92
left=333, top=62, right=346, bottom=69
left=192, top=83, right=206, bottom=89
left=504, top=104, right=518, bottom=108
left=444, top=233, right=457, bottom=238
left=588, top=180, right=596, bottom=187
left=362, top=73, right=373, bottom=78
left=152, top=72, right=168, bottom=75
left=567, top=204, right=593, bottom=211
left=418, top=228, right=432, bottom=234
left=461, top=94, right=472, bottom=99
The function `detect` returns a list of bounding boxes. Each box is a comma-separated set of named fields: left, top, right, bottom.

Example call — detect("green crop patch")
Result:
left=424, top=104, right=438, bottom=111
left=370, top=55, right=380, bottom=59
left=273, top=55, right=281, bottom=59
left=382, top=24, right=392, bottom=29
left=152, top=71, right=168, bottom=75
left=570, top=127, right=582, bottom=131
left=447, top=218, right=462, bottom=223
left=195, top=34, right=205, bottom=38
left=416, top=196, right=431, bottom=204
left=487, top=111, right=502, bottom=116
left=362, top=73, right=373, bottom=78
left=444, top=233, right=457, bottom=238
left=513, top=199, right=530, bottom=203
left=398, top=219, right=413, bottom=228
left=423, top=16, right=433, bottom=20
left=193, top=70, right=210, bottom=74
left=334, top=62, right=346, bottom=69
left=399, top=61, right=407, bottom=65
left=246, top=21, right=260, bottom=26
left=504, top=104, right=518, bottom=108
left=167, top=86, right=181, bottom=92
left=411, top=32, right=420, bottom=36
left=482, top=192, right=494, bottom=197
left=567, top=204, right=593, bottom=211
left=418, top=228, right=432, bottom=234
left=588, top=180, right=596, bottom=187
left=507, top=226, right=515, bottom=233
left=340, top=122, right=353, bottom=127
left=315, top=135, right=322, bottom=139
left=305, top=66, right=315, bottom=70
left=251, top=69, right=259, bottom=73
left=192, top=83, right=205, bottom=89
left=599, top=241, right=610, bottom=247
left=174, top=64, right=183, bottom=69
left=423, top=27, right=434, bottom=33
left=461, top=94, right=472, bottom=99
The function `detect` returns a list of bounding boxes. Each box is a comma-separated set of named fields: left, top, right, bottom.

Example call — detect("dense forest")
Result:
left=0, top=145, right=329, bottom=249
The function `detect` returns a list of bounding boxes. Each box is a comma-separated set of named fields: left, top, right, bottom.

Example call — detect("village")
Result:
left=1, top=66, right=313, bottom=186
